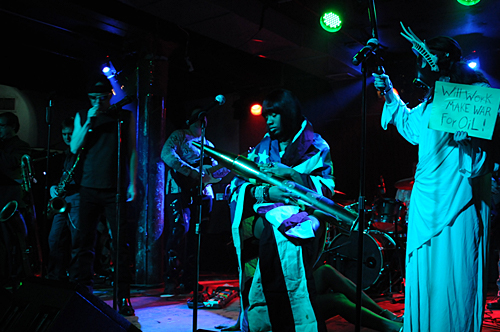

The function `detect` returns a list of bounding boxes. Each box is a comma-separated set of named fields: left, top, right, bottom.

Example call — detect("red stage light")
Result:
left=250, top=103, right=262, bottom=116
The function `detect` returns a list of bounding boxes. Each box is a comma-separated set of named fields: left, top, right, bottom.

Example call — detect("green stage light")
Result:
left=457, top=0, right=480, bottom=5
left=320, top=12, right=342, bottom=33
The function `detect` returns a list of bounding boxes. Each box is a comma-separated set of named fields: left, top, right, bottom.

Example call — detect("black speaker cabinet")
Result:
left=0, top=279, right=141, bottom=332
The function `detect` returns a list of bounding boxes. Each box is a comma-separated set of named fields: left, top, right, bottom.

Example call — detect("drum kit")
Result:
left=320, top=177, right=414, bottom=296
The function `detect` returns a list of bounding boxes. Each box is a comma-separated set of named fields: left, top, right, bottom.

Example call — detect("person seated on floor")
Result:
left=314, top=264, right=403, bottom=332
left=216, top=264, right=403, bottom=332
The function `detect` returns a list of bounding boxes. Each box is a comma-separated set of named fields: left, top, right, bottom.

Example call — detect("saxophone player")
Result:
left=0, top=112, right=30, bottom=208
left=47, top=117, right=81, bottom=281
left=0, top=111, right=31, bottom=288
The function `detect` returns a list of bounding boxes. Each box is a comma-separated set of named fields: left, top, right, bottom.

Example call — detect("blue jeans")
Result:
left=71, top=186, right=132, bottom=298
left=163, top=193, right=212, bottom=286
left=47, top=193, right=80, bottom=280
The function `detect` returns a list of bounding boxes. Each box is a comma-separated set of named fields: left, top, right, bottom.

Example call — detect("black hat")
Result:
left=87, top=76, right=113, bottom=94
left=186, top=108, right=203, bottom=126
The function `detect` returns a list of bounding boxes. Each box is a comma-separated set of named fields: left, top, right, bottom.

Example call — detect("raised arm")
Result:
left=373, top=73, right=396, bottom=104
left=70, top=110, right=92, bottom=154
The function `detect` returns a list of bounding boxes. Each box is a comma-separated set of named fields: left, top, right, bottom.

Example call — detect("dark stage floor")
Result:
left=93, top=275, right=500, bottom=332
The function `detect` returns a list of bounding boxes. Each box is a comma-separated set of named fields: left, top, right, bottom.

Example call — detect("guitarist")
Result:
left=160, top=107, right=227, bottom=296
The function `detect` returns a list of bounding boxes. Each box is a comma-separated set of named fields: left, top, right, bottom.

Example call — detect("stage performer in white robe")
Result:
left=374, top=24, right=493, bottom=332
left=229, top=89, right=335, bottom=332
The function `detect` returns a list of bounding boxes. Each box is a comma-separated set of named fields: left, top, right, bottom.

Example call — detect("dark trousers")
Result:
left=47, top=193, right=80, bottom=281
left=163, top=193, right=212, bottom=286
left=71, top=186, right=132, bottom=298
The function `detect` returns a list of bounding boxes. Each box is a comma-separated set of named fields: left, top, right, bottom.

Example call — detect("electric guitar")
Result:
left=172, top=163, right=228, bottom=195
left=199, top=164, right=227, bottom=186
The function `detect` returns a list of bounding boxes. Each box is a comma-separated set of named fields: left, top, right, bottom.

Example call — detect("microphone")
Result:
left=188, top=95, right=226, bottom=125
left=46, top=91, right=56, bottom=124
left=352, top=38, right=379, bottom=66
left=200, top=95, right=225, bottom=115
left=374, top=65, right=388, bottom=96
left=89, top=95, right=135, bottom=132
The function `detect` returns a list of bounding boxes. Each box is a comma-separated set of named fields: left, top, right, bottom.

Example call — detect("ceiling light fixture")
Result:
left=464, top=51, right=480, bottom=69
left=457, top=0, right=481, bottom=6
left=102, top=61, right=117, bottom=79
left=320, top=12, right=342, bottom=33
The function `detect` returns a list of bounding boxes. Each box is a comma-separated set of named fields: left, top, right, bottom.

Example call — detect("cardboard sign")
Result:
left=428, top=81, right=500, bottom=140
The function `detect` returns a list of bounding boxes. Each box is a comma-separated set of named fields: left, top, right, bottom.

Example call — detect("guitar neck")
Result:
left=206, top=163, right=225, bottom=174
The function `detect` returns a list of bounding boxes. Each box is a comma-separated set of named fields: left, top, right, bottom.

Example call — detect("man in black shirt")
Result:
left=0, top=112, right=30, bottom=208
left=47, top=117, right=81, bottom=281
left=70, top=76, right=137, bottom=316
left=0, top=112, right=31, bottom=287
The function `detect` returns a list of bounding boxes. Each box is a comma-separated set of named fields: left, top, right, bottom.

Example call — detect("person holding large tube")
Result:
left=228, top=89, right=335, bottom=332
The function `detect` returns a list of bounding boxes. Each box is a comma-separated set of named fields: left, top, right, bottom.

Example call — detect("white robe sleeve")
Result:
left=381, top=94, right=426, bottom=146
left=458, top=138, right=491, bottom=178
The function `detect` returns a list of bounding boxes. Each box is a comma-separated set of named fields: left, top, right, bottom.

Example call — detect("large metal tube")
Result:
left=192, top=142, right=357, bottom=232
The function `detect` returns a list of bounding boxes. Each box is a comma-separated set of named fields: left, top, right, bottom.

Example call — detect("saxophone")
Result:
left=21, top=154, right=36, bottom=192
left=47, top=153, right=80, bottom=218
left=0, top=200, right=31, bottom=276
left=20, top=154, right=43, bottom=277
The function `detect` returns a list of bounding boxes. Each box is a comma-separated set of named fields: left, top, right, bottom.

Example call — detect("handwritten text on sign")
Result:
left=428, top=81, right=500, bottom=140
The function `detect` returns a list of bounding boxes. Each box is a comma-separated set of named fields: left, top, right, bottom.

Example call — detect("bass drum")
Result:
left=325, top=230, right=398, bottom=292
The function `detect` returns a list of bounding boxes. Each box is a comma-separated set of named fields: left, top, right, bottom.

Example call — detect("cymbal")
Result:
left=394, top=177, right=414, bottom=190
left=336, top=199, right=357, bottom=207
left=334, top=190, right=346, bottom=195
left=31, top=147, right=64, bottom=153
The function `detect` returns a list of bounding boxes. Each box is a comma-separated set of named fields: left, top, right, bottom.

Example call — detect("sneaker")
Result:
left=487, top=297, right=500, bottom=310
left=118, top=298, right=135, bottom=316
left=160, top=282, right=178, bottom=297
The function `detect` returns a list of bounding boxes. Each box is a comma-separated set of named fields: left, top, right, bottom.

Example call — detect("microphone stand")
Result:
left=113, top=112, right=123, bottom=311
left=44, top=98, right=53, bottom=259
left=192, top=113, right=207, bottom=332
left=353, top=1, right=381, bottom=331
left=190, top=97, right=224, bottom=332
left=45, top=97, right=53, bottom=188
left=354, top=60, right=368, bottom=332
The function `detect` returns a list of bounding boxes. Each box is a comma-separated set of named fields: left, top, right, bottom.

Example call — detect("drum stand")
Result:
left=375, top=210, right=406, bottom=301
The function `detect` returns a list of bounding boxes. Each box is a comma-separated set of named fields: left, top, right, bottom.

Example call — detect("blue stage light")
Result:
left=101, top=61, right=117, bottom=79
left=465, top=53, right=480, bottom=70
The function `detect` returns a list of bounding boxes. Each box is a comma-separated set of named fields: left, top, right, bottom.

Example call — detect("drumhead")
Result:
left=324, top=230, right=396, bottom=290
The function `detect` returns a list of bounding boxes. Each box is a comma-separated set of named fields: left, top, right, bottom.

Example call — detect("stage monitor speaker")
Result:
left=0, top=278, right=141, bottom=332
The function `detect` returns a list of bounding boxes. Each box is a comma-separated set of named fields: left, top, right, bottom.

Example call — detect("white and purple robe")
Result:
left=230, top=120, right=335, bottom=332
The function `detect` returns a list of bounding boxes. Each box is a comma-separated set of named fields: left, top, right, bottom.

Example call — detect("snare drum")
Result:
left=369, top=198, right=406, bottom=233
